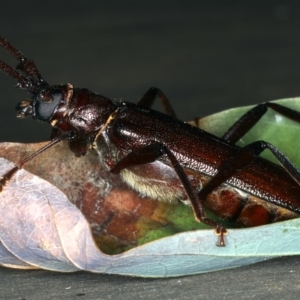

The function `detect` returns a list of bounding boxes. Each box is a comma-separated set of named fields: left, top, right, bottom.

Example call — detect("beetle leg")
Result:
left=222, top=102, right=300, bottom=144
left=198, top=140, right=300, bottom=221
left=137, top=87, right=177, bottom=118
left=110, top=143, right=227, bottom=246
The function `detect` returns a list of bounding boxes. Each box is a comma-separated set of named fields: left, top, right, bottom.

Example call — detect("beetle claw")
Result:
left=215, top=226, right=227, bottom=247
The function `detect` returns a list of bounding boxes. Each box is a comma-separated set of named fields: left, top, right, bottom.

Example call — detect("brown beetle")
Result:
left=1, top=36, right=300, bottom=246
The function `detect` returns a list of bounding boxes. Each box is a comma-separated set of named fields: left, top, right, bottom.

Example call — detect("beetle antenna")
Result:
left=0, top=36, right=48, bottom=93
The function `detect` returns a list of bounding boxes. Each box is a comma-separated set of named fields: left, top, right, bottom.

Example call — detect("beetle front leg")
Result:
left=110, top=143, right=227, bottom=247
left=137, top=87, right=177, bottom=118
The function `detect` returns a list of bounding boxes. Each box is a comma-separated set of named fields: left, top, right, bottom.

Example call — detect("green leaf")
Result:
left=110, top=218, right=300, bottom=277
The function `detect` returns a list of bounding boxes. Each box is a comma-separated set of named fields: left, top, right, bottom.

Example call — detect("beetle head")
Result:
left=15, top=86, right=66, bottom=122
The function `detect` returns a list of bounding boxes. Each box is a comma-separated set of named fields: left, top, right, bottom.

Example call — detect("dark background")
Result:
left=0, top=1, right=300, bottom=299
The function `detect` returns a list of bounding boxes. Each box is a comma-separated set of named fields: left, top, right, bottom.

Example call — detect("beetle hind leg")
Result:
left=222, top=102, right=300, bottom=144
left=110, top=142, right=228, bottom=246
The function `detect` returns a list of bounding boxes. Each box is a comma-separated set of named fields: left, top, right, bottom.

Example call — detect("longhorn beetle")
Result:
left=1, top=36, right=300, bottom=247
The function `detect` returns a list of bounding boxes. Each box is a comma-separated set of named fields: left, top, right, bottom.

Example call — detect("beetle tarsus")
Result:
left=215, top=226, right=227, bottom=247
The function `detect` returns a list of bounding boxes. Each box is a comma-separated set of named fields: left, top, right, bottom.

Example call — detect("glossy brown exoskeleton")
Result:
left=1, top=36, right=300, bottom=246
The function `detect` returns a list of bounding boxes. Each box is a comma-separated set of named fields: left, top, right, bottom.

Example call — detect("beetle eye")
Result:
left=35, top=92, right=62, bottom=121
